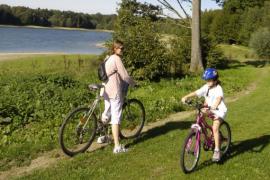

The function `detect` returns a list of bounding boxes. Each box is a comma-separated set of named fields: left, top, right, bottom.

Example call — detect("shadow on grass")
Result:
left=195, top=135, right=270, bottom=172
left=244, top=60, right=269, bottom=68
left=126, top=120, right=192, bottom=148
left=218, top=59, right=269, bottom=70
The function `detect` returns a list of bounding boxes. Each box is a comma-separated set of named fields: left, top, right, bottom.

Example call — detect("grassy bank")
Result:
left=17, top=66, right=270, bottom=180
left=0, top=52, right=265, bottom=172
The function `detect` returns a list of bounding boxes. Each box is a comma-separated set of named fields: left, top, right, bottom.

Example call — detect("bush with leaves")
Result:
left=113, top=0, right=168, bottom=81
left=249, top=28, right=270, bottom=59
left=0, top=74, right=94, bottom=146
left=206, top=46, right=229, bottom=68
left=167, top=36, right=191, bottom=76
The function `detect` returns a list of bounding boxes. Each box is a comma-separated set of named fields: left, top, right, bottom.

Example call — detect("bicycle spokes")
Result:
left=123, top=107, right=138, bottom=129
left=186, top=138, right=192, bottom=151
left=219, top=122, right=231, bottom=154
left=120, top=99, right=145, bottom=139
left=80, top=116, right=87, bottom=124
left=60, top=108, right=97, bottom=155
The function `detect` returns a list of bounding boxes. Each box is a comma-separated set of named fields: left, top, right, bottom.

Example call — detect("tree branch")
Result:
left=157, top=0, right=184, bottom=19
left=162, top=14, right=191, bottom=29
left=157, top=0, right=192, bottom=26
left=176, top=0, right=189, bottom=18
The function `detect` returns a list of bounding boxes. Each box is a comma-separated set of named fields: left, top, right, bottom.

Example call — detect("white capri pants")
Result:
left=102, top=94, right=124, bottom=125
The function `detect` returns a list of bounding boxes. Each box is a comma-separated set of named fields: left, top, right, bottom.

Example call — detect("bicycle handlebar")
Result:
left=183, top=99, right=219, bottom=111
left=88, top=84, right=104, bottom=91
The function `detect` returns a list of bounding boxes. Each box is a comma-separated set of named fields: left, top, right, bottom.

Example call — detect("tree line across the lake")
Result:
left=0, top=4, right=117, bottom=30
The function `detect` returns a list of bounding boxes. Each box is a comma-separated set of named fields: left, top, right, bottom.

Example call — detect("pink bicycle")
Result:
left=180, top=100, right=231, bottom=173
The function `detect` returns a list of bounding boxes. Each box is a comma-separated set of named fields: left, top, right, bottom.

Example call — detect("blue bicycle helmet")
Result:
left=202, top=68, right=218, bottom=80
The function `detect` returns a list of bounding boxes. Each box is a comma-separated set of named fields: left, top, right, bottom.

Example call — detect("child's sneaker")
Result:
left=212, top=150, right=221, bottom=162
left=113, top=144, right=128, bottom=154
left=97, top=135, right=110, bottom=144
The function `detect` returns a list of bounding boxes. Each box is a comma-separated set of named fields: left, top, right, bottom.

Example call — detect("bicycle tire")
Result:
left=219, top=121, right=231, bottom=156
left=180, top=131, right=201, bottom=174
left=59, top=107, right=97, bottom=156
left=120, top=99, right=145, bottom=139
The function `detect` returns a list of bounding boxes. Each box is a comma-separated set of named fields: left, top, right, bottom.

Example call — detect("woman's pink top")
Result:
left=104, top=54, right=134, bottom=99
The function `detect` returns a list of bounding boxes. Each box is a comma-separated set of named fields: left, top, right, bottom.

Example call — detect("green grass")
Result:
left=0, top=55, right=99, bottom=171
left=0, top=54, right=99, bottom=82
left=17, top=66, right=270, bottom=180
left=0, top=54, right=266, bottom=173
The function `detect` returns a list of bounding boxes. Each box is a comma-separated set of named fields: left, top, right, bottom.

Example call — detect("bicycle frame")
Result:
left=192, top=108, right=216, bottom=153
left=82, top=90, right=102, bottom=130
left=181, top=100, right=231, bottom=173
left=82, top=85, right=137, bottom=132
left=82, top=86, right=130, bottom=129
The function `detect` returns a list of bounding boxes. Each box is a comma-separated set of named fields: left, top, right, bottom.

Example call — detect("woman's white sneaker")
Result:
left=113, top=145, right=128, bottom=154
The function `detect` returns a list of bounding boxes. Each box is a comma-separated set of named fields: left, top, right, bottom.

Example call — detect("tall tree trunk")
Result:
left=190, top=0, right=203, bottom=73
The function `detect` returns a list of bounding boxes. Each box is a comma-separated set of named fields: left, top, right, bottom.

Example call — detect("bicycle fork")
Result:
left=194, top=132, right=200, bottom=156
left=191, top=124, right=201, bottom=156
left=77, top=100, right=98, bottom=139
left=82, top=99, right=99, bottom=130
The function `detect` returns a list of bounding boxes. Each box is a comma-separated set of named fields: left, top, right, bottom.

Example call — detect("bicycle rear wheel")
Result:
left=180, top=131, right=201, bottom=174
left=120, top=99, right=145, bottom=139
left=219, top=121, right=231, bottom=156
left=59, top=107, right=97, bottom=156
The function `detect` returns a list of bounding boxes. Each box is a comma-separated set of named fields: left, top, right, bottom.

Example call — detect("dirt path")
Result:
left=226, top=67, right=268, bottom=103
left=0, top=67, right=267, bottom=180
left=0, top=112, right=195, bottom=180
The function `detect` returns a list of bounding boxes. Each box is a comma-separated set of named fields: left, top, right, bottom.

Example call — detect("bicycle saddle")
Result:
left=88, top=84, right=104, bottom=91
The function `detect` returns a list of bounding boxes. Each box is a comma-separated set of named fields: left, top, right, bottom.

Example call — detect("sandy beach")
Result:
left=0, top=52, right=65, bottom=61
left=0, top=24, right=114, bottom=33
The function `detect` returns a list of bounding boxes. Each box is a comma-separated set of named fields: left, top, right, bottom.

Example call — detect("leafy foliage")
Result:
left=113, top=0, right=168, bottom=81
left=249, top=28, right=270, bottom=59
left=167, top=36, right=191, bottom=76
left=202, top=1, right=270, bottom=46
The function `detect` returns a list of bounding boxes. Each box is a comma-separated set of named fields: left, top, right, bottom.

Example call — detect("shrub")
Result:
left=249, top=28, right=270, bottom=59
left=206, top=46, right=229, bottom=68
left=167, top=36, right=191, bottom=76
left=113, top=0, right=168, bottom=81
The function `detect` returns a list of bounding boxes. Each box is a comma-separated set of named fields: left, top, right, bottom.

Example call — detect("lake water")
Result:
left=0, top=26, right=112, bottom=54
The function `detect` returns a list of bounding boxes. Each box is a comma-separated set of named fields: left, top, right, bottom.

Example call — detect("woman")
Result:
left=98, top=40, right=135, bottom=154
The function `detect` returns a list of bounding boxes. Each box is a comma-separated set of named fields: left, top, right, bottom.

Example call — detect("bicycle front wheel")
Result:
left=120, top=99, right=145, bottom=139
left=180, top=131, right=201, bottom=174
left=59, top=107, right=97, bottom=156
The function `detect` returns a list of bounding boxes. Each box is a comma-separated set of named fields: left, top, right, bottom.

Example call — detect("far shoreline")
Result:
left=0, top=52, right=98, bottom=62
left=0, top=24, right=114, bottom=33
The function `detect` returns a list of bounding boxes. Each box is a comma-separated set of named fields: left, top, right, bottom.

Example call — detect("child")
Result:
left=181, top=68, right=227, bottom=162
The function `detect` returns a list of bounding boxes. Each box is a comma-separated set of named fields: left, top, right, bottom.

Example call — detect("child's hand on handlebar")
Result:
left=181, top=97, right=187, bottom=104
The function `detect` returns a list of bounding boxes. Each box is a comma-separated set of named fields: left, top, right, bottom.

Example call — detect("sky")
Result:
left=0, top=0, right=221, bottom=16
